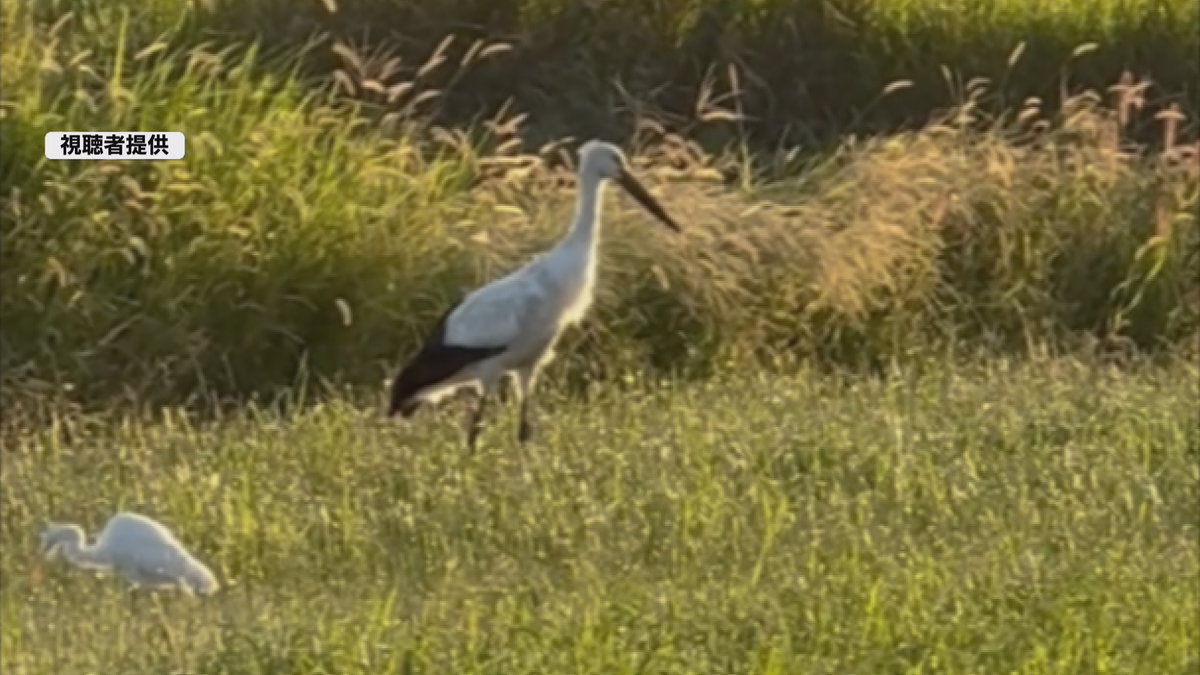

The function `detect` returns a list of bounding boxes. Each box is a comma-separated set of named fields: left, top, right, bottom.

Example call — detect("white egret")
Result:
left=39, top=511, right=219, bottom=597
left=387, top=140, right=682, bottom=451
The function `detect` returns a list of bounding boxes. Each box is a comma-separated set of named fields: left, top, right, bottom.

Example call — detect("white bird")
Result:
left=387, top=140, right=682, bottom=451
left=39, top=511, right=219, bottom=597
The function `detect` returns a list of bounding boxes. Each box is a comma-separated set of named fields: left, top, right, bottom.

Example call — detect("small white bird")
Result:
left=39, top=511, right=219, bottom=597
left=388, top=140, right=682, bottom=451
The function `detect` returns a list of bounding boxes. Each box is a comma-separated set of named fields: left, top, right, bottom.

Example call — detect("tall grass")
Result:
left=91, top=0, right=1200, bottom=143
left=2, top=1, right=1198, bottom=410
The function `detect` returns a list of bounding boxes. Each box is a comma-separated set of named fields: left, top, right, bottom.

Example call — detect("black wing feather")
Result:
left=387, top=302, right=508, bottom=418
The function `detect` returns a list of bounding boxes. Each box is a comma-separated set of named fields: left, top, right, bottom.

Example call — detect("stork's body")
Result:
left=388, top=140, right=681, bottom=451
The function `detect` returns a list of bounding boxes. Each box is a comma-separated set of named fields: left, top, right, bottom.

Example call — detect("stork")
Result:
left=387, top=140, right=682, bottom=452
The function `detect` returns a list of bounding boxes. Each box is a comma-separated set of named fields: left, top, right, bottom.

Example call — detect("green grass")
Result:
left=3, top=0, right=1197, bottom=671
left=26, top=0, right=1199, bottom=143
left=4, top=0, right=1198, bottom=409
left=2, top=356, right=1196, bottom=673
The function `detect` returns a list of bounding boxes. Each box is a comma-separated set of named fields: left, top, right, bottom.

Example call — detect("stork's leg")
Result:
left=465, top=381, right=499, bottom=453
left=496, top=373, right=511, bottom=404
left=517, top=400, right=534, bottom=444
left=514, top=367, right=540, bottom=444
left=465, top=394, right=487, bottom=453
left=121, top=587, right=139, bottom=647
left=151, top=593, right=178, bottom=656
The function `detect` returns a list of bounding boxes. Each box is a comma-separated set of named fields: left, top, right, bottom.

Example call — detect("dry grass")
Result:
left=2, top=5, right=1198, bottom=671
left=1, top=1, right=1198, bottom=412
left=97, top=0, right=1200, bottom=143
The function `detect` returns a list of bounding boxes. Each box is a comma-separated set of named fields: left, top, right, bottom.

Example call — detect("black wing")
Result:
left=386, top=302, right=508, bottom=418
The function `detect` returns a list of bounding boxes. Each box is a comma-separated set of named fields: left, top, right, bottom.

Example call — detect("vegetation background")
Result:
left=2, top=0, right=1198, bottom=409
left=1, top=0, right=1197, bottom=672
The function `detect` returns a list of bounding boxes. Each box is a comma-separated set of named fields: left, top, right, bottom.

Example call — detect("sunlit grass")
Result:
left=2, top=356, right=1196, bottom=674
left=3, top=1, right=1197, bottom=671
left=3, top=3, right=1196, bottom=408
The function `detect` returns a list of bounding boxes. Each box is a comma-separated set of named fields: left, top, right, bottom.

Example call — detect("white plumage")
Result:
left=39, top=511, right=219, bottom=596
left=388, top=140, right=682, bottom=451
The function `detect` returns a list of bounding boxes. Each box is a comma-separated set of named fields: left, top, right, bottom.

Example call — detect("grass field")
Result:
left=3, top=0, right=1199, bottom=671
left=4, top=0, right=1198, bottom=407
left=3, top=356, right=1197, bottom=674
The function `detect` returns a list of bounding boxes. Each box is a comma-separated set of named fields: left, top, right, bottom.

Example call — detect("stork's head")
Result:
left=577, top=140, right=681, bottom=233
left=39, top=522, right=83, bottom=559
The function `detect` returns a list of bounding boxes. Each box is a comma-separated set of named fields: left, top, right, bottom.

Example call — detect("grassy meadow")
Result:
left=2, top=0, right=1200, bottom=672
left=3, top=358, right=1198, bottom=674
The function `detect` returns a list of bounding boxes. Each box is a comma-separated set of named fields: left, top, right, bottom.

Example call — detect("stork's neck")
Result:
left=61, top=538, right=110, bottom=571
left=557, top=170, right=606, bottom=257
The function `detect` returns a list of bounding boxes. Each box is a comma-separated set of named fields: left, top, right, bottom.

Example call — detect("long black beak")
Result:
left=616, top=168, right=682, bottom=233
